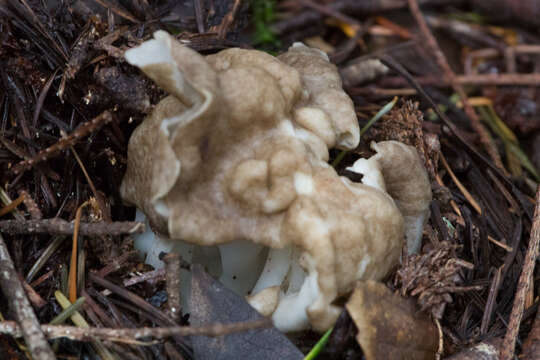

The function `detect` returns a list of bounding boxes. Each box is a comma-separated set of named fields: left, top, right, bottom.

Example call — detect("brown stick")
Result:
left=380, top=73, right=540, bottom=87
left=163, top=253, right=182, bottom=322
left=300, top=0, right=362, bottom=29
left=96, top=250, right=137, bottom=278
left=407, top=0, right=506, bottom=173
left=18, top=189, right=42, bottom=219
left=89, top=272, right=174, bottom=326
left=0, top=219, right=144, bottom=236
left=21, top=277, right=47, bottom=308
left=193, top=0, right=205, bottom=33
left=522, top=297, right=540, bottom=359
left=0, top=233, right=55, bottom=360
left=270, top=0, right=456, bottom=35
left=0, top=319, right=270, bottom=342
left=212, top=0, right=242, bottom=38
left=90, top=0, right=139, bottom=23
left=12, top=111, right=113, bottom=174
left=501, top=185, right=540, bottom=360
left=123, top=269, right=166, bottom=287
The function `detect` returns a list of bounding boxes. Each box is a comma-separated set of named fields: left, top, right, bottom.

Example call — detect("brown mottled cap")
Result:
left=120, top=32, right=427, bottom=332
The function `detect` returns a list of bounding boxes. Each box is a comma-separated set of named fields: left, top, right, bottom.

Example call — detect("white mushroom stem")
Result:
left=251, top=247, right=294, bottom=294
left=272, top=270, right=319, bottom=332
left=135, top=211, right=320, bottom=333
left=134, top=210, right=268, bottom=311
left=247, top=246, right=320, bottom=333
left=217, top=242, right=267, bottom=295
left=134, top=210, right=178, bottom=269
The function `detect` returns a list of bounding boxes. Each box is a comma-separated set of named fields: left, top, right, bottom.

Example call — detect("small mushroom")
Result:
left=120, top=31, right=431, bottom=332
left=347, top=141, right=432, bottom=254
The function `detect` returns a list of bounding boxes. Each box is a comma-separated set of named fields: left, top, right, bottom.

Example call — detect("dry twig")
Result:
left=300, top=0, right=362, bottom=30
left=0, top=233, right=55, bottom=359
left=90, top=272, right=175, bottom=326
left=377, top=57, right=515, bottom=199
left=407, top=0, right=505, bottom=174
left=18, top=190, right=42, bottom=219
left=96, top=250, right=137, bottom=277
left=163, top=253, right=182, bottom=322
left=501, top=185, right=540, bottom=360
left=21, top=277, right=47, bottom=308
left=12, top=111, right=113, bottom=174
left=522, top=297, right=540, bottom=359
left=0, top=319, right=271, bottom=343
left=271, top=0, right=455, bottom=35
left=381, top=73, right=540, bottom=87
left=91, top=0, right=139, bottom=23
left=193, top=0, right=206, bottom=33
left=123, top=269, right=166, bottom=287
left=0, top=218, right=144, bottom=236
left=211, top=0, right=243, bottom=38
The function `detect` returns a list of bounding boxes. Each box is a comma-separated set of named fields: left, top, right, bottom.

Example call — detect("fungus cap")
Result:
left=120, top=31, right=429, bottom=332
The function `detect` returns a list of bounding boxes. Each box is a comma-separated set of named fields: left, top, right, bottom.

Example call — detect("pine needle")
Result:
left=304, top=327, right=333, bottom=360
left=69, top=201, right=89, bottom=303
left=0, top=193, right=25, bottom=217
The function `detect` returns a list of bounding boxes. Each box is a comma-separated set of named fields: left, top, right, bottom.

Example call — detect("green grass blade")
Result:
left=333, top=96, right=398, bottom=168
left=507, top=142, right=540, bottom=181
left=304, top=327, right=333, bottom=360
left=360, top=96, right=398, bottom=137
left=50, top=296, right=86, bottom=325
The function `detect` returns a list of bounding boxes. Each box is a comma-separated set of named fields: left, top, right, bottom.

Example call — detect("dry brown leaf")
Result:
left=346, top=280, right=438, bottom=360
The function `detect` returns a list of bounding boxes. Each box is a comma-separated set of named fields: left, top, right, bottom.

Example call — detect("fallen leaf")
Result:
left=346, top=281, right=438, bottom=360
left=189, top=264, right=304, bottom=360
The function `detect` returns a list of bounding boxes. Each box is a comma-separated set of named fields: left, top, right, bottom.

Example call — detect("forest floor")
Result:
left=0, top=0, right=539, bottom=359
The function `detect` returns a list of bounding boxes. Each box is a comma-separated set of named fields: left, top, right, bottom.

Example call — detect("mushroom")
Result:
left=347, top=141, right=432, bottom=254
left=120, top=31, right=431, bottom=332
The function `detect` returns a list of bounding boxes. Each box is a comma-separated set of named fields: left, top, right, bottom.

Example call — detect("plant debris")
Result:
left=346, top=280, right=439, bottom=360
left=189, top=265, right=303, bottom=360
left=395, top=241, right=480, bottom=320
